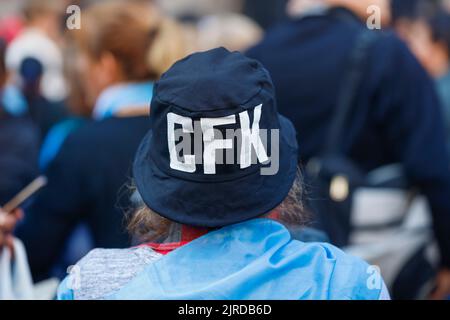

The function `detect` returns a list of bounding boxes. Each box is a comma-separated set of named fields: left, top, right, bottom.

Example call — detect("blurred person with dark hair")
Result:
left=17, top=57, right=69, bottom=142
left=393, top=0, right=450, bottom=149
left=247, top=0, right=450, bottom=299
left=5, top=0, right=67, bottom=102
left=0, top=38, right=39, bottom=251
left=0, top=38, right=39, bottom=205
left=15, top=0, right=188, bottom=281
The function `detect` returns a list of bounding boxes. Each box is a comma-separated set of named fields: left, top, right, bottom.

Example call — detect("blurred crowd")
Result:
left=0, top=0, right=450, bottom=300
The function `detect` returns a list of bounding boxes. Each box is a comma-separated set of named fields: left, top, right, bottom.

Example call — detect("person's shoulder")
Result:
left=372, top=30, right=426, bottom=72
left=59, top=247, right=162, bottom=300
left=301, top=241, right=369, bottom=267
left=55, top=117, right=127, bottom=155
left=47, top=116, right=149, bottom=175
left=300, top=242, right=384, bottom=300
left=370, top=30, right=409, bottom=56
left=39, top=118, right=85, bottom=169
left=67, top=116, right=149, bottom=145
left=76, top=247, right=162, bottom=272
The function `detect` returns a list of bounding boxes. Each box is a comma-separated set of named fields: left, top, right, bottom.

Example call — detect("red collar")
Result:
left=139, top=224, right=209, bottom=255
left=139, top=212, right=281, bottom=255
left=140, top=241, right=190, bottom=255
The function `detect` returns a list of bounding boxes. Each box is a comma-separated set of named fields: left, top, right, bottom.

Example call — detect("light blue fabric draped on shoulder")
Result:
left=109, top=219, right=383, bottom=300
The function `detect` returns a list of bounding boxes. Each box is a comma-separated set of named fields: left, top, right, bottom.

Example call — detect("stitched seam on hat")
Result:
left=152, top=88, right=263, bottom=114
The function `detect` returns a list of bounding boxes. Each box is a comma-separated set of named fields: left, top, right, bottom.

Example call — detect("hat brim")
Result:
left=133, top=115, right=298, bottom=228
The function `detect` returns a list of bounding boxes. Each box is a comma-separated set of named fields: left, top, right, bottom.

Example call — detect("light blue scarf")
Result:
left=109, top=219, right=383, bottom=300
left=92, top=82, right=153, bottom=120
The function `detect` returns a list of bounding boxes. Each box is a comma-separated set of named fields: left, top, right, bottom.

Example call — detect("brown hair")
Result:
left=22, top=0, right=63, bottom=22
left=72, top=0, right=187, bottom=82
left=127, top=169, right=308, bottom=244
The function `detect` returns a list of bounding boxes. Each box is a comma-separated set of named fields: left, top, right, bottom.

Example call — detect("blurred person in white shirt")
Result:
left=5, top=0, right=67, bottom=102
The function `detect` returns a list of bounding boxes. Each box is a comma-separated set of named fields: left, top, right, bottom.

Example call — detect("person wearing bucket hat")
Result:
left=133, top=46, right=299, bottom=227
left=57, top=48, right=389, bottom=300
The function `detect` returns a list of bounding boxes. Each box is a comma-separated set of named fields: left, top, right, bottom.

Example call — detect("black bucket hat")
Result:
left=133, top=48, right=298, bottom=227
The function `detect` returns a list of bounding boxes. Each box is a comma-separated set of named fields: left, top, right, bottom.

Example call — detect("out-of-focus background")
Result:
left=1, top=0, right=450, bottom=300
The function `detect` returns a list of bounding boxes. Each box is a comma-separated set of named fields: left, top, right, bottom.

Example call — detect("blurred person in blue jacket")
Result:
left=247, top=0, right=450, bottom=299
left=0, top=38, right=40, bottom=208
left=15, top=0, right=188, bottom=282
left=58, top=48, right=390, bottom=300
left=0, top=38, right=38, bottom=259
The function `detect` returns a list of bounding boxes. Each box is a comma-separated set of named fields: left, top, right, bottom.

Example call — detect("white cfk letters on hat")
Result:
left=167, top=104, right=269, bottom=174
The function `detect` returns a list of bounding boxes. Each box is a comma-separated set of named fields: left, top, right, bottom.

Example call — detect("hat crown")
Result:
left=154, top=47, right=274, bottom=113
left=146, top=47, right=282, bottom=182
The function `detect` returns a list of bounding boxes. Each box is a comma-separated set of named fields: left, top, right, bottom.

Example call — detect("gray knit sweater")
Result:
left=70, top=247, right=162, bottom=300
